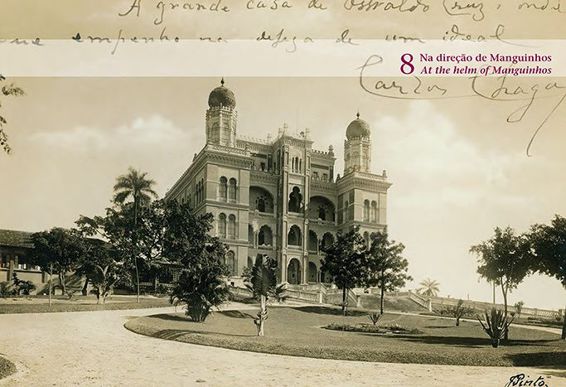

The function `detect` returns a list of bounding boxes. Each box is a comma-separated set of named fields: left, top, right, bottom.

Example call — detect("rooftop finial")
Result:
left=221, top=77, right=225, bottom=86
left=356, top=111, right=360, bottom=119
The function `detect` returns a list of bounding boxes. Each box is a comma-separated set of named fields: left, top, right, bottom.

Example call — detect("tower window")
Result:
left=219, top=177, right=227, bottom=201
left=363, top=200, right=370, bottom=222
left=371, top=201, right=378, bottom=223
left=218, top=213, right=227, bottom=238
left=228, top=178, right=237, bottom=202
left=228, top=214, right=236, bottom=239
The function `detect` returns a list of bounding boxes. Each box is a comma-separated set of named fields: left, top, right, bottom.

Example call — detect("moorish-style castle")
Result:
left=166, top=80, right=391, bottom=285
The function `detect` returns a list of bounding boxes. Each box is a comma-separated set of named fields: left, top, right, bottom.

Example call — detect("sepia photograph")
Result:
left=1, top=1, right=566, bottom=386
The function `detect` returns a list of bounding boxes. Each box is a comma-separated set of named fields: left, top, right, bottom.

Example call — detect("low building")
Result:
left=0, top=229, right=46, bottom=287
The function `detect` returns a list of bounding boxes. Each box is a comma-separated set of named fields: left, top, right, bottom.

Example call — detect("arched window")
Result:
left=308, top=230, right=318, bottom=252
left=250, top=187, right=274, bottom=213
left=218, top=213, right=227, bottom=238
left=344, top=200, right=349, bottom=222
left=225, top=251, right=236, bottom=276
left=228, top=178, right=237, bottom=202
left=258, top=225, right=273, bottom=246
left=321, top=232, right=334, bottom=251
left=219, top=177, right=227, bottom=201
left=228, top=214, right=236, bottom=239
left=371, top=201, right=378, bottom=223
left=309, top=196, right=336, bottom=222
left=363, top=200, right=370, bottom=222
left=308, top=262, right=317, bottom=283
left=288, top=225, right=302, bottom=246
left=288, top=187, right=302, bottom=213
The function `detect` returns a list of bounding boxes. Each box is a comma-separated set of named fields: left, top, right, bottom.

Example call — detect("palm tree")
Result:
left=244, top=255, right=285, bottom=336
left=418, top=278, right=440, bottom=298
left=113, top=167, right=158, bottom=303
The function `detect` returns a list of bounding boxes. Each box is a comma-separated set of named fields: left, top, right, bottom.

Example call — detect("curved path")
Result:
left=0, top=306, right=564, bottom=387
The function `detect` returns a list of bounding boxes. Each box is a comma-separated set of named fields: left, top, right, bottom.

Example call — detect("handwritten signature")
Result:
left=359, top=54, right=566, bottom=156
left=505, top=373, right=549, bottom=387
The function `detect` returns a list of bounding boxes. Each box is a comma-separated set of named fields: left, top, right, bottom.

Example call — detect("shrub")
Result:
left=11, top=274, right=36, bottom=296
left=443, top=299, right=476, bottom=326
left=170, top=264, right=230, bottom=322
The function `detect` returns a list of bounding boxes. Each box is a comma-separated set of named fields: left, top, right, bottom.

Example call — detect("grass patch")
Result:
left=125, top=305, right=566, bottom=367
left=0, top=296, right=169, bottom=314
left=0, top=356, right=16, bottom=380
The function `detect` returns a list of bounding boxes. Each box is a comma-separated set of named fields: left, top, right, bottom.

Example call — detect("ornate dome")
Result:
left=346, top=113, right=370, bottom=140
left=208, top=78, right=236, bottom=109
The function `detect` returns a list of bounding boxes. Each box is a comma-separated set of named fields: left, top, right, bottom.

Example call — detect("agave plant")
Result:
left=478, top=308, right=514, bottom=348
left=368, top=312, right=382, bottom=326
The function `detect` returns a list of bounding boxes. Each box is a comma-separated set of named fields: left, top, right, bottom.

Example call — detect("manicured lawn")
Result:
left=125, top=305, right=566, bottom=367
left=0, top=295, right=170, bottom=314
left=0, top=356, right=16, bottom=380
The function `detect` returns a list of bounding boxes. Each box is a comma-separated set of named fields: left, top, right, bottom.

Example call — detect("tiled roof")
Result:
left=0, top=229, right=34, bottom=248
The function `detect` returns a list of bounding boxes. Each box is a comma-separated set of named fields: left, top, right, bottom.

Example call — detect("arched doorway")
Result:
left=287, top=258, right=301, bottom=285
left=308, top=262, right=317, bottom=283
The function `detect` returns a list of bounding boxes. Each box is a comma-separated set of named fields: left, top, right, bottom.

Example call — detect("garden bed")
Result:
left=323, top=322, right=423, bottom=335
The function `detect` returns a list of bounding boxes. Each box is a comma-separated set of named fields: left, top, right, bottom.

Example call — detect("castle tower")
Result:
left=344, top=113, right=371, bottom=174
left=206, top=78, right=238, bottom=147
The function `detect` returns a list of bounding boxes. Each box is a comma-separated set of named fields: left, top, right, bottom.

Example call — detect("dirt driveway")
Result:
left=0, top=305, right=564, bottom=387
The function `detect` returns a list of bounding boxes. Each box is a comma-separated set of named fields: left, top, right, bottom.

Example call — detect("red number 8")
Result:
left=400, top=53, right=415, bottom=75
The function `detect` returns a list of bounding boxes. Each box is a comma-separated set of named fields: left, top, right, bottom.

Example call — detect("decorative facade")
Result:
left=166, top=80, right=391, bottom=285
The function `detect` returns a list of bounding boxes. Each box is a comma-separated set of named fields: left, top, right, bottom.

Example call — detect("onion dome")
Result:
left=346, top=112, right=370, bottom=140
left=208, top=78, right=236, bottom=109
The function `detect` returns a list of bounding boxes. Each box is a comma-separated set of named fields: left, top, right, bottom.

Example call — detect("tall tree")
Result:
left=529, top=215, right=566, bottom=340
left=418, top=278, right=440, bottom=297
left=30, top=228, right=85, bottom=295
left=77, top=200, right=166, bottom=296
left=321, top=227, right=367, bottom=315
left=366, top=230, right=412, bottom=315
left=112, top=167, right=158, bottom=302
left=0, top=76, right=24, bottom=154
left=470, top=227, right=532, bottom=340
